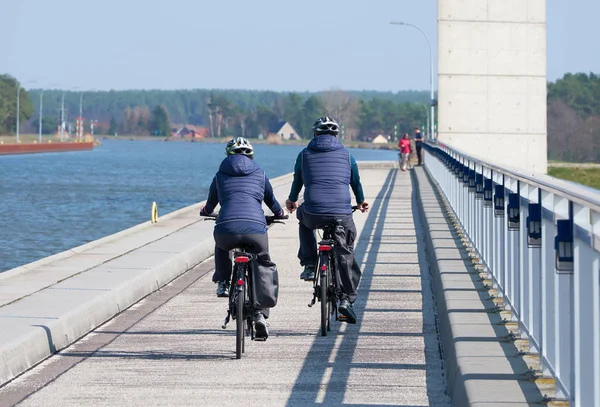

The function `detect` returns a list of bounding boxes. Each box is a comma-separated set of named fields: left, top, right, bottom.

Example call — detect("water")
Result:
left=0, top=139, right=397, bottom=272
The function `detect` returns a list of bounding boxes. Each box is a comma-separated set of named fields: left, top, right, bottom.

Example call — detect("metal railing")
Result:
left=423, top=143, right=600, bottom=407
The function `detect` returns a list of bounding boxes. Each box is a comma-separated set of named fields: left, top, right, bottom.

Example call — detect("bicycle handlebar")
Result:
left=265, top=214, right=289, bottom=225
left=201, top=213, right=288, bottom=226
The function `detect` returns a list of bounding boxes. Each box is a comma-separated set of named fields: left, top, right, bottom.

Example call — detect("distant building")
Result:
left=372, top=134, right=389, bottom=144
left=176, top=125, right=208, bottom=139
left=268, top=121, right=302, bottom=140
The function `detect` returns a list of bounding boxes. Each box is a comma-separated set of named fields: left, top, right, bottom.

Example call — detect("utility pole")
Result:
left=79, top=93, right=84, bottom=142
left=60, top=92, right=65, bottom=142
left=39, top=90, right=45, bottom=143
left=16, top=85, right=21, bottom=143
left=91, top=120, right=98, bottom=137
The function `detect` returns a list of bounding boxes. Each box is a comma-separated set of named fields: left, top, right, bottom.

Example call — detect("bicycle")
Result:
left=308, top=206, right=359, bottom=336
left=203, top=213, right=287, bottom=359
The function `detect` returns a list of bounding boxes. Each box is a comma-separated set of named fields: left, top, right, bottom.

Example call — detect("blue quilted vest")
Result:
left=215, top=154, right=267, bottom=234
left=302, top=135, right=352, bottom=215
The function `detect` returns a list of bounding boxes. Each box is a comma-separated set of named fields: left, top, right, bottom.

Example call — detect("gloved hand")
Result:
left=199, top=206, right=211, bottom=217
left=274, top=209, right=286, bottom=219
left=285, top=199, right=298, bottom=213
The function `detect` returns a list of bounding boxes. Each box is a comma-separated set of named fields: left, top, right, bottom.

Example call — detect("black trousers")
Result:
left=213, top=232, right=270, bottom=317
left=415, top=143, right=423, bottom=165
left=296, top=205, right=359, bottom=303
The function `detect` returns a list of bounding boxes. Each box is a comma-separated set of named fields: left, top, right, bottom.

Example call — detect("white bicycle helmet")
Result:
left=225, top=137, right=254, bottom=158
left=312, top=116, right=339, bottom=137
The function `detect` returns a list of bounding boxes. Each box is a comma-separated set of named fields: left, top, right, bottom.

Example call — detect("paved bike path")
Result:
left=1, top=167, right=451, bottom=407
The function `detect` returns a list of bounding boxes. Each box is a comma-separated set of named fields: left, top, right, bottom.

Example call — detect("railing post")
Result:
left=593, top=211, right=600, bottom=407
left=482, top=168, right=493, bottom=273
left=528, top=193, right=543, bottom=355
left=453, top=154, right=458, bottom=211
left=553, top=198, right=573, bottom=399
left=519, top=185, right=531, bottom=339
left=503, top=180, right=512, bottom=313
left=474, top=167, right=483, bottom=259
left=573, top=204, right=598, bottom=406
left=541, top=191, right=556, bottom=378
left=462, top=160, right=468, bottom=236
left=468, top=164, right=475, bottom=241
left=506, top=179, right=520, bottom=320
left=495, top=175, right=506, bottom=294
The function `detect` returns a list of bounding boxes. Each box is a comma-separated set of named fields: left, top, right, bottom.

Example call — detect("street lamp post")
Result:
left=79, top=92, right=84, bottom=142
left=16, top=85, right=21, bottom=143
left=390, top=21, right=435, bottom=141
left=60, top=92, right=66, bottom=142
left=39, top=90, right=45, bottom=143
left=91, top=120, right=98, bottom=137
left=423, top=104, right=430, bottom=139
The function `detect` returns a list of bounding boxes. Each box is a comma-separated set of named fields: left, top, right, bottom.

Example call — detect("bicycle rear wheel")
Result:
left=328, top=255, right=337, bottom=331
left=236, top=269, right=245, bottom=359
left=319, top=259, right=329, bottom=337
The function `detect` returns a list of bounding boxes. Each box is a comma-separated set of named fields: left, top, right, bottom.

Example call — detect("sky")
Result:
left=0, top=0, right=598, bottom=92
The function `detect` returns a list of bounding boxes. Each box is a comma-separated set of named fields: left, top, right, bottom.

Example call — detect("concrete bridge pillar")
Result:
left=437, top=0, right=547, bottom=173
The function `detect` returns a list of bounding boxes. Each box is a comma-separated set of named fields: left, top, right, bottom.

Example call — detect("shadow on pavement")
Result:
left=284, top=169, right=396, bottom=406
left=60, top=349, right=232, bottom=360
left=284, top=169, right=446, bottom=407
left=98, top=329, right=229, bottom=336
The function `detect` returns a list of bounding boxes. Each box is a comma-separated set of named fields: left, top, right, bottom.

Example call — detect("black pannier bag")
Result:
left=251, top=251, right=279, bottom=308
left=332, top=224, right=362, bottom=294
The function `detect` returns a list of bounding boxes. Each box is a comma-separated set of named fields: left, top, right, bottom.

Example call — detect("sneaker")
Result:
left=216, top=281, right=229, bottom=297
left=338, top=299, right=357, bottom=324
left=253, top=312, right=269, bottom=340
left=300, top=265, right=316, bottom=281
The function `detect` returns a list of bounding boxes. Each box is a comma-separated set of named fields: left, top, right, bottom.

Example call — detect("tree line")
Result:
left=23, top=88, right=431, bottom=141
left=2, top=72, right=599, bottom=159
left=547, top=73, right=600, bottom=162
left=0, top=74, right=33, bottom=135
left=0, top=75, right=432, bottom=140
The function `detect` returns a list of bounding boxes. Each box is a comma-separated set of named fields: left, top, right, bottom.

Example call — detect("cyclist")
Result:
left=285, top=116, right=369, bottom=324
left=200, top=137, right=285, bottom=339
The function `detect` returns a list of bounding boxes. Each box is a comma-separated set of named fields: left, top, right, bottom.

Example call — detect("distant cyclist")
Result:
left=285, top=116, right=369, bottom=324
left=200, top=137, right=285, bottom=339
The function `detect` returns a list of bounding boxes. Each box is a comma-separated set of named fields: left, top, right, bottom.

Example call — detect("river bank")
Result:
left=100, top=135, right=398, bottom=150
left=0, top=141, right=95, bottom=155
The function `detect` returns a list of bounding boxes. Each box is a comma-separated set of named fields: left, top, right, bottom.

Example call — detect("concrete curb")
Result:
left=413, top=167, right=546, bottom=406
